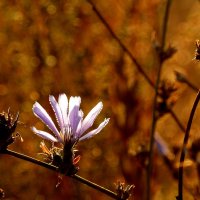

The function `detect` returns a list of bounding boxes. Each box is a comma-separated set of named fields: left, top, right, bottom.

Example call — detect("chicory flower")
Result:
left=32, top=93, right=110, bottom=145
left=32, top=94, right=109, bottom=175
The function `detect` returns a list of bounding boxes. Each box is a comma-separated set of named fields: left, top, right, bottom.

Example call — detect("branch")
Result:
left=87, top=0, right=154, bottom=87
left=1, top=149, right=119, bottom=200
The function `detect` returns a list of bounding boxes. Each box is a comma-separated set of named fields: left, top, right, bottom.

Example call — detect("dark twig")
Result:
left=1, top=149, right=119, bottom=200
left=72, top=175, right=118, bottom=199
left=147, top=0, right=172, bottom=200
left=177, top=90, right=200, bottom=200
left=87, top=0, right=154, bottom=87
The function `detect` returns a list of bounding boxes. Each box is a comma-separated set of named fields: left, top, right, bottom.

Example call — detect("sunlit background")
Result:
left=0, top=0, right=200, bottom=199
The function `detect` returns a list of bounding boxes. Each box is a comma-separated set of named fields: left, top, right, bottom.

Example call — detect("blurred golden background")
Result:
left=0, top=0, right=200, bottom=199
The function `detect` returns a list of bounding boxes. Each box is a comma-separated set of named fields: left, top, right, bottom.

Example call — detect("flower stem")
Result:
left=0, top=149, right=119, bottom=200
left=72, top=175, right=118, bottom=199
left=177, top=90, right=200, bottom=200
left=3, top=149, right=57, bottom=171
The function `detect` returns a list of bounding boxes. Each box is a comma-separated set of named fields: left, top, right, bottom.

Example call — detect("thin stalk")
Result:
left=160, top=0, right=172, bottom=50
left=3, top=149, right=57, bottom=171
left=177, top=90, right=200, bottom=200
left=87, top=0, right=154, bottom=87
left=147, top=1, right=172, bottom=200
left=1, top=149, right=119, bottom=200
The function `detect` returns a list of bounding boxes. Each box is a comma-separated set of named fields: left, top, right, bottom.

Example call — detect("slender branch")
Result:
left=160, top=0, right=172, bottom=50
left=184, top=80, right=199, bottom=93
left=72, top=175, right=118, bottom=199
left=175, top=71, right=199, bottom=92
left=87, top=0, right=154, bottom=87
left=3, top=149, right=57, bottom=171
left=147, top=1, right=172, bottom=200
left=1, top=149, right=119, bottom=200
left=177, top=90, right=200, bottom=200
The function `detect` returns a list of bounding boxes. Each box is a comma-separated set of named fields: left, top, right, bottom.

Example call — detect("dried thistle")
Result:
left=0, top=110, right=19, bottom=150
left=194, top=40, right=200, bottom=61
left=0, top=188, right=5, bottom=199
left=32, top=93, right=109, bottom=175
left=116, top=182, right=134, bottom=200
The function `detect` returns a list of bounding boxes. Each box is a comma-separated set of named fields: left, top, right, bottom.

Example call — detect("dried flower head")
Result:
left=116, top=182, right=134, bottom=200
left=0, top=110, right=19, bottom=150
left=194, top=40, right=200, bottom=61
left=0, top=188, right=5, bottom=199
left=32, top=93, right=109, bottom=175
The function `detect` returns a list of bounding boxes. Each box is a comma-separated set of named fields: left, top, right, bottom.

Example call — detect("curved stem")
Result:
left=177, top=90, right=200, bottom=200
left=1, top=149, right=119, bottom=200
left=3, top=149, right=57, bottom=171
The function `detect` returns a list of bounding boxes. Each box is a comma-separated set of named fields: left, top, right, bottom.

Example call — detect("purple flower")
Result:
left=32, top=94, right=110, bottom=145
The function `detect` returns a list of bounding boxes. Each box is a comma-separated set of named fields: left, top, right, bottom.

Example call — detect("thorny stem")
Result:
left=86, top=0, right=184, bottom=134
left=147, top=1, right=172, bottom=200
left=1, top=149, right=119, bottom=200
left=177, top=90, right=200, bottom=200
